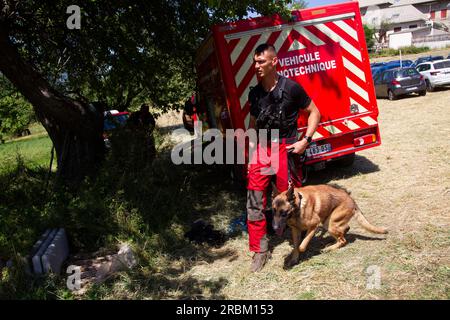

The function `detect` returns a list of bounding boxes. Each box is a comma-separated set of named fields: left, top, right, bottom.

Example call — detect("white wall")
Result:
left=389, top=32, right=413, bottom=49
left=414, top=40, right=450, bottom=49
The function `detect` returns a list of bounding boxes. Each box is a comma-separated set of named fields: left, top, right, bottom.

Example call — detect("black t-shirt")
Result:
left=249, top=76, right=311, bottom=138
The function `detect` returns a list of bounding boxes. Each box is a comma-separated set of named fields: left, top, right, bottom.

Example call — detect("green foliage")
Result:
left=363, top=24, right=375, bottom=51
left=0, top=128, right=243, bottom=299
left=289, top=1, right=308, bottom=10
left=0, top=135, right=53, bottom=174
left=3, top=1, right=293, bottom=112
left=369, top=46, right=430, bottom=58
left=0, top=75, right=35, bottom=141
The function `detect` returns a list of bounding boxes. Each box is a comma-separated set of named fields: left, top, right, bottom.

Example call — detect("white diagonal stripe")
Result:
left=361, top=116, right=377, bottom=126
left=324, top=125, right=342, bottom=134
left=333, top=20, right=357, bottom=41
left=312, top=131, right=323, bottom=139
left=343, top=120, right=360, bottom=130
left=347, top=77, right=369, bottom=102
left=240, top=74, right=257, bottom=108
left=293, top=26, right=326, bottom=46
left=350, top=98, right=368, bottom=112
left=288, top=39, right=306, bottom=52
left=314, top=24, right=362, bottom=61
left=343, top=57, right=366, bottom=81
left=244, top=113, right=250, bottom=129
left=274, top=28, right=292, bottom=52
left=224, top=13, right=355, bottom=40
left=231, top=35, right=251, bottom=65
left=235, top=32, right=271, bottom=87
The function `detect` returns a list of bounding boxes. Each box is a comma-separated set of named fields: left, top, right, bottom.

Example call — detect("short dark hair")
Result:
left=255, top=43, right=276, bottom=55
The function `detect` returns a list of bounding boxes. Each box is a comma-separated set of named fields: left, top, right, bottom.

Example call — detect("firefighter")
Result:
left=246, top=43, right=321, bottom=272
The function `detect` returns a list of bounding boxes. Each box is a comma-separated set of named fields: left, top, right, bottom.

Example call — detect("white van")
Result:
left=416, top=59, right=450, bottom=92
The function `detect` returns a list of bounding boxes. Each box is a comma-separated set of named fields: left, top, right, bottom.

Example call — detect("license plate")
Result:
left=306, top=143, right=331, bottom=157
left=406, top=86, right=417, bottom=91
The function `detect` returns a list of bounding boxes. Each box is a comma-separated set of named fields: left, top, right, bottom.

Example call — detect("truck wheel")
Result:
left=387, top=90, right=396, bottom=101
left=426, top=80, right=434, bottom=92
left=335, top=153, right=355, bottom=167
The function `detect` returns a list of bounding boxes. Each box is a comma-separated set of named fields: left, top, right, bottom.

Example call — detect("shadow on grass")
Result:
left=0, top=145, right=242, bottom=298
left=273, top=228, right=386, bottom=270
left=305, top=154, right=380, bottom=185
left=0, top=133, right=381, bottom=299
left=83, top=250, right=230, bottom=299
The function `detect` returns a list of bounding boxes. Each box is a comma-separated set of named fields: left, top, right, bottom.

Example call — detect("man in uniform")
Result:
left=246, top=44, right=321, bottom=272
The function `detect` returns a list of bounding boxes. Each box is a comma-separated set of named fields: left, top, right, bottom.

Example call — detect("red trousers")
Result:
left=246, top=137, right=302, bottom=252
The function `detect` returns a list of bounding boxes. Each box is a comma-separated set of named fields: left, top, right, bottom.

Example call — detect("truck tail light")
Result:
left=420, top=75, right=424, bottom=81
left=354, top=134, right=376, bottom=147
left=391, top=80, right=401, bottom=85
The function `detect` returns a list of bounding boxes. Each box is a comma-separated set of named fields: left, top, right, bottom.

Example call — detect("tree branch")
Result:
left=0, top=24, right=99, bottom=138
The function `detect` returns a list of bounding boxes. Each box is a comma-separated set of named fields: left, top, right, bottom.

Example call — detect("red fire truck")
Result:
left=194, top=1, right=380, bottom=177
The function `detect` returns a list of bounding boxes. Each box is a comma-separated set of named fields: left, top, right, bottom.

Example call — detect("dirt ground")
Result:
left=154, top=67, right=450, bottom=301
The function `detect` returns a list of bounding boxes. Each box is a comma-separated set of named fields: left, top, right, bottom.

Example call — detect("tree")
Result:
left=363, top=24, right=375, bottom=51
left=289, top=1, right=308, bottom=10
left=374, top=20, right=392, bottom=48
left=0, top=1, right=292, bottom=182
left=0, top=75, right=35, bottom=141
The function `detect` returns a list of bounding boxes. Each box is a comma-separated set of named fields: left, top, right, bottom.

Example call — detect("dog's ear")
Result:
left=296, top=191, right=302, bottom=203
left=287, top=181, right=295, bottom=203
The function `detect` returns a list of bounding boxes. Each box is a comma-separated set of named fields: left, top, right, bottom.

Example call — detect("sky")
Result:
left=246, top=1, right=353, bottom=18
left=307, top=0, right=350, bottom=7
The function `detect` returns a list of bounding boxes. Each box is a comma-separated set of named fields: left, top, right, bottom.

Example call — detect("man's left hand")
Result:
left=286, top=139, right=309, bottom=154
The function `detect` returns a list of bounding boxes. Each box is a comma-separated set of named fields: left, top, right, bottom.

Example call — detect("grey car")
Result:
left=373, top=67, right=426, bottom=100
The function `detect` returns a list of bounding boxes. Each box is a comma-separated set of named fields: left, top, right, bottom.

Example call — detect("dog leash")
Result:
left=287, top=148, right=307, bottom=185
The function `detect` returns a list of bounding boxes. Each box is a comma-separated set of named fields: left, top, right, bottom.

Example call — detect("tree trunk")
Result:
left=0, top=24, right=104, bottom=183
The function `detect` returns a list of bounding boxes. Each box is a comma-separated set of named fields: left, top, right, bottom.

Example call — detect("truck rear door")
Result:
left=210, top=1, right=380, bottom=164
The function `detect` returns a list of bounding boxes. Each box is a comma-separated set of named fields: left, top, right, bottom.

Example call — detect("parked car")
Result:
left=371, top=66, right=384, bottom=78
left=370, top=62, right=385, bottom=68
left=371, top=60, right=413, bottom=79
left=103, top=110, right=129, bottom=148
left=416, top=59, right=450, bottom=92
left=412, top=55, right=444, bottom=68
left=373, top=67, right=426, bottom=100
left=385, top=59, right=413, bottom=67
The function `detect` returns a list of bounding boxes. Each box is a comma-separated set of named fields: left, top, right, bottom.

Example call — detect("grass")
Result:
left=369, top=46, right=430, bottom=58
left=0, top=125, right=244, bottom=299
left=1, top=99, right=449, bottom=300
left=0, top=134, right=53, bottom=174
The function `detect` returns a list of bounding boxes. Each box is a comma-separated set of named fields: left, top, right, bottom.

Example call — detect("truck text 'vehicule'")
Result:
left=194, top=1, right=380, bottom=178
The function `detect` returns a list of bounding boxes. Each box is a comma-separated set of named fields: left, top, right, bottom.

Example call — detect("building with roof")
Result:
left=356, top=0, right=450, bottom=49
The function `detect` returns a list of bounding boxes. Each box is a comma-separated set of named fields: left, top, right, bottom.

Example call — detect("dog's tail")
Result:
left=354, top=205, right=388, bottom=234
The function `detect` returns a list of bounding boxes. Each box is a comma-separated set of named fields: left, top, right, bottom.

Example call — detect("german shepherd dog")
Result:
left=272, top=183, right=388, bottom=266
